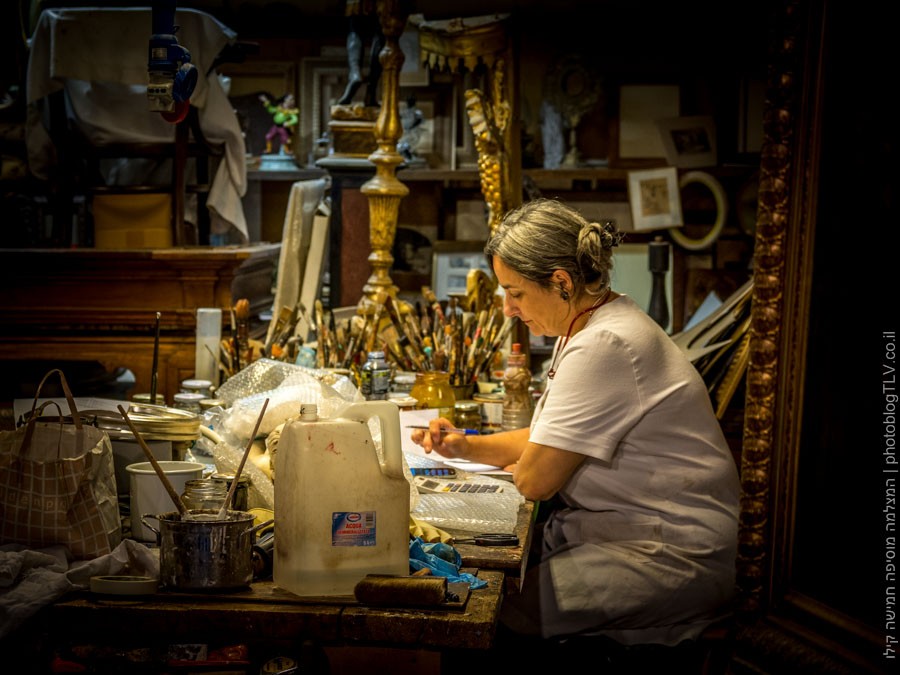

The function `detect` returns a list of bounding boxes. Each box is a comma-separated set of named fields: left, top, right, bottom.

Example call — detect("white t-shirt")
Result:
left=502, top=295, right=740, bottom=645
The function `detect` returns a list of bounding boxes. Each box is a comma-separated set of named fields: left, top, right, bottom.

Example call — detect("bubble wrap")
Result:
left=210, top=363, right=419, bottom=512
left=411, top=485, right=524, bottom=534
left=214, top=358, right=360, bottom=407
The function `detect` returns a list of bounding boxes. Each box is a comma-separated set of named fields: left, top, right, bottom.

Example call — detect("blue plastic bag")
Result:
left=408, top=537, right=488, bottom=589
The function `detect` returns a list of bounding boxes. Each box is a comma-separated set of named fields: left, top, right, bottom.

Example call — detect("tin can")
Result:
left=133, top=392, right=166, bottom=406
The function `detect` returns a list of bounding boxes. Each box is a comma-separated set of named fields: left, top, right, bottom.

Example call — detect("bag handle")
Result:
left=20, top=369, right=82, bottom=453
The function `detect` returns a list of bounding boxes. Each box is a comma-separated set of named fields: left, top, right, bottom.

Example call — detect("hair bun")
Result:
left=590, top=220, right=622, bottom=250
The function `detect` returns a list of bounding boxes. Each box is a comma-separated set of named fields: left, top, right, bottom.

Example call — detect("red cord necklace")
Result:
left=547, top=290, right=612, bottom=380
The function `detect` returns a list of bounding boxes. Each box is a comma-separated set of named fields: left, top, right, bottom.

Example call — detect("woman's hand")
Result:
left=409, top=417, right=470, bottom=460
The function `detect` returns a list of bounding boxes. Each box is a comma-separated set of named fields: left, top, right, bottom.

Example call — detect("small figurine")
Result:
left=259, top=93, right=299, bottom=155
left=397, top=95, right=425, bottom=164
left=336, top=0, right=384, bottom=108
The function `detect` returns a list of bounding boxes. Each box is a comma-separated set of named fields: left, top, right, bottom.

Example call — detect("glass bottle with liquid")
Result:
left=360, top=350, right=391, bottom=400
left=502, top=343, right=534, bottom=431
left=410, top=371, right=456, bottom=424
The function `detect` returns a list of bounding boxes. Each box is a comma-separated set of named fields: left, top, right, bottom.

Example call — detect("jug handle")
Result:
left=340, top=401, right=404, bottom=479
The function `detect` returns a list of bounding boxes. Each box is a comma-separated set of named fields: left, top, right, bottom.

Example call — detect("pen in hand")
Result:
left=406, top=425, right=480, bottom=436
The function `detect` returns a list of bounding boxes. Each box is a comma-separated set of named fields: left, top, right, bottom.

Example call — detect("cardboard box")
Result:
left=93, top=193, right=173, bottom=249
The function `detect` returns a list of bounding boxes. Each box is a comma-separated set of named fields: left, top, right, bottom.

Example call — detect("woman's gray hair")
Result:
left=484, top=198, right=623, bottom=298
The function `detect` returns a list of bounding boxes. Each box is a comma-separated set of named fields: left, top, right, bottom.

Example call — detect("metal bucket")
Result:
left=142, top=510, right=272, bottom=591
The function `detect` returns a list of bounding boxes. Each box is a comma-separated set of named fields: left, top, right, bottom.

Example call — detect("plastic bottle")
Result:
left=273, top=401, right=409, bottom=596
left=410, top=371, right=456, bottom=424
left=502, top=343, right=534, bottom=431
left=360, top=350, right=391, bottom=400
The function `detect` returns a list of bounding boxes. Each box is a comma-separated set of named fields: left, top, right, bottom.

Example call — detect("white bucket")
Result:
left=127, top=460, right=205, bottom=541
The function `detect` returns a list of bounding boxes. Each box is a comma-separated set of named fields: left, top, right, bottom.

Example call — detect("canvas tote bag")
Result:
left=0, top=369, right=121, bottom=559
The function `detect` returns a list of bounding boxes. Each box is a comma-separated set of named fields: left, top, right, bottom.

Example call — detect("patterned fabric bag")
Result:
left=0, top=369, right=121, bottom=559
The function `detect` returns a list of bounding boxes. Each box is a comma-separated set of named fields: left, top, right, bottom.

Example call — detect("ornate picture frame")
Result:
left=627, top=167, right=684, bottom=231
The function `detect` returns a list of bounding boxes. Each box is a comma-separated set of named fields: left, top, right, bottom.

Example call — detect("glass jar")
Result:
left=181, top=478, right=228, bottom=511
left=181, top=378, right=213, bottom=397
left=212, top=472, right=251, bottom=512
left=172, top=392, right=205, bottom=414
left=410, top=371, right=456, bottom=424
left=454, top=400, right=482, bottom=433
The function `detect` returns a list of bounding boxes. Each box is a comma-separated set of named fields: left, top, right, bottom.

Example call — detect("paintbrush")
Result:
left=314, top=299, right=326, bottom=368
left=265, top=305, right=294, bottom=356
left=150, top=312, right=161, bottom=404
left=234, top=299, right=251, bottom=370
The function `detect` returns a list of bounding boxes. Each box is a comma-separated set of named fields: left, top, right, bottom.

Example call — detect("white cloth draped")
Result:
left=25, top=7, right=248, bottom=240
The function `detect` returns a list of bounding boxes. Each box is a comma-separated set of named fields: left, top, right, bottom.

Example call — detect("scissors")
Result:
left=452, top=533, right=519, bottom=547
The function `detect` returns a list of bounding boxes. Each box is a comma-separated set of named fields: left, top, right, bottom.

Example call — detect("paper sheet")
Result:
left=400, top=409, right=509, bottom=475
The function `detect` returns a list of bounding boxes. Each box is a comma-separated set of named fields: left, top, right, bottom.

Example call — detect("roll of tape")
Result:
left=670, top=171, right=728, bottom=251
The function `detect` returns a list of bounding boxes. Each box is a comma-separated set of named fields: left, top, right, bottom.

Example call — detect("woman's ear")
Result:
left=550, top=270, right=571, bottom=288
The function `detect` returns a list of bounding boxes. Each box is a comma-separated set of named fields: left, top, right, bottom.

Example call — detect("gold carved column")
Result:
left=359, top=0, right=410, bottom=305
left=417, top=14, right=522, bottom=236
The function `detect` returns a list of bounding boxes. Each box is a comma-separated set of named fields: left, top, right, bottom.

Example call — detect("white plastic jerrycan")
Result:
left=274, top=401, right=409, bottom=596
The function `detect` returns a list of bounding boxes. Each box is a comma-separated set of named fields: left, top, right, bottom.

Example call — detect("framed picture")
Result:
left=431, top=240, right=490, bottom=303
left=299, top=55, right=349, bottom=164
left=610, top=84, right=680, bottom=168
left=627, top=167, right=684, bottom=231
left=656, top=115, right=718, bottom=168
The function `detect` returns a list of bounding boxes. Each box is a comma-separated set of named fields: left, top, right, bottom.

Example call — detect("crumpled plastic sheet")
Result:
left=207, top=360, right=419, bottom=512
left=410, top=486, right=524, bottom=535
left=214, top=358, right=360, bottom=409
left=408, top=537, right=487, bottom=590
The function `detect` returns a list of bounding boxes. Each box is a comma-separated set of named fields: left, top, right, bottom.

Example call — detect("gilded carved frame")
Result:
left=738, top=0, right=808, bottom=617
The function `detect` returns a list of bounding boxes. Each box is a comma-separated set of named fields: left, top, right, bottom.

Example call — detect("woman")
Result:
left=412, top=199, right=740, bottom=649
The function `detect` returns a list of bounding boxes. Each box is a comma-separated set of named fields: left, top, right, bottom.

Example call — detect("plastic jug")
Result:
left=273, top=401, right=409, bottom=596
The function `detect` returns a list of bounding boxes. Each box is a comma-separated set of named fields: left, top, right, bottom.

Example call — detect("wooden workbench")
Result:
left=15, top=498, right=536, bottom=673
left=36, top=568, right=504, bottom=661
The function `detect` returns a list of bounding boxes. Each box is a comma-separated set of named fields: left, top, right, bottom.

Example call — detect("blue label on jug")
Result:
left=331, top=511, right=376, bottom=546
